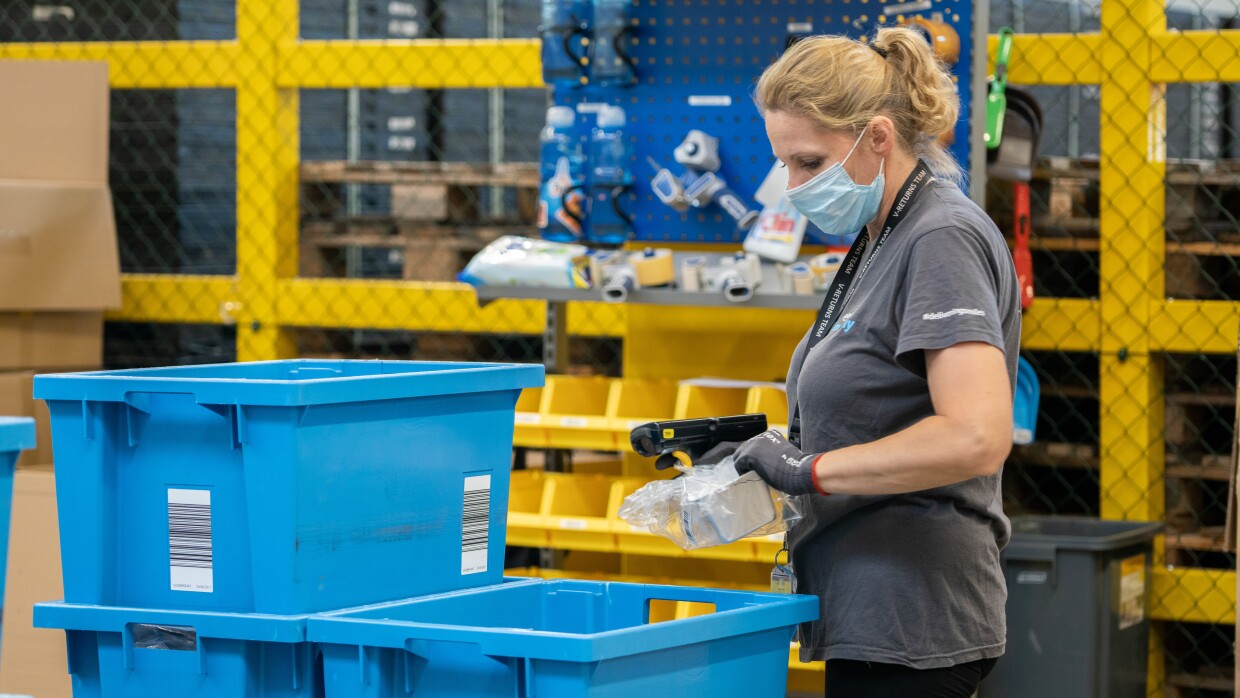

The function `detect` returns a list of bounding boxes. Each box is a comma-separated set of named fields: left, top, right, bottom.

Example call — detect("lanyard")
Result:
left=788, top=161, right=932, bottom=447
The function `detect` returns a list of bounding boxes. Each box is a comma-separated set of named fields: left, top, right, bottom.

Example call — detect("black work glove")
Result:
left=732, top=429, right=824, bottom=496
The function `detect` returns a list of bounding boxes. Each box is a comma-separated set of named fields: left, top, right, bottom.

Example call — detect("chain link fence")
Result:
left=983, top=0, right=1240, bottom=693
left=4, top=0, right=1240, bottom=692
left=1, top=0, right=621, bottom=375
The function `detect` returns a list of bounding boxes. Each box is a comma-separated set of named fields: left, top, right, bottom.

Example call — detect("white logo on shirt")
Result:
left=922, top=308, right=986, bottom=320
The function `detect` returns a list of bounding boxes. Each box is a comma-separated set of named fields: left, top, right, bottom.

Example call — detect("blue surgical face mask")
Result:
left=784, top=127, right=885, bottom=237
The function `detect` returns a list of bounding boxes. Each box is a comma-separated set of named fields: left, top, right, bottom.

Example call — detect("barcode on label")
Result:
left=168, top=489, right=214, bottom=593
left=461, top=475, right=491, bottom=575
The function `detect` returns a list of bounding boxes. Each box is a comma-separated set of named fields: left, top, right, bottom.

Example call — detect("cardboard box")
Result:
left=0, top=467, right=71, bottom=698
left=0, top=371, right=58, bottom=467
left=0, top=312, right=103, bottom=372
left=0, top=61, right=119, bottom=372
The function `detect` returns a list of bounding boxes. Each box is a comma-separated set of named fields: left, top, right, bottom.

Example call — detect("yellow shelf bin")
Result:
left=518, top=375, right=617, bottom=450
left=512, top=386, right=544, bottom=444
left=608, top=378, right=679, bottom=432
left=746, top=385, right=789, bottom=432
left=507, top=469, right=551, bottom=548
left=543, top=473, right=617, bottom=552
left=673, top=383, right=751, bottom=419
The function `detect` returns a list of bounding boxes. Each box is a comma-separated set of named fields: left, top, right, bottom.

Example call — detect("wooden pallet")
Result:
left=988, top=156, right=1240, bottom=241
left=298, top=219, right=525, bottom=282
left=300, top=160, right=540, bottom=225
left=1167, top=667, right=1235, bottom=696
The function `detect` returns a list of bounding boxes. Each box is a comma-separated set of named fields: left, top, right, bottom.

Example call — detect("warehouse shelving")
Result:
left=513, top=375, right=788, bottom=451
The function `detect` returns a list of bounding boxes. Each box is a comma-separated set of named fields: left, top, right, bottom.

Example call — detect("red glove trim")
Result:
left=810, top=453, right=831, bottom=496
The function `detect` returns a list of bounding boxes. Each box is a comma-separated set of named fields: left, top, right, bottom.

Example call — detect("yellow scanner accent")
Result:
left=663, top=429, right=675, bottom=439
left=670, top=450, right=693, bottom=469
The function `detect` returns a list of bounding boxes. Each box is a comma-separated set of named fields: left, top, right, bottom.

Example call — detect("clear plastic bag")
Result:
left=618, top=457, right=803, bottom=550
left=457, top=235, right=591, bottom=289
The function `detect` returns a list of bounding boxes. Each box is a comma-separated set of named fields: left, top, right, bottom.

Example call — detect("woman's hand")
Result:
left=733, top=429, right=826, bottom=496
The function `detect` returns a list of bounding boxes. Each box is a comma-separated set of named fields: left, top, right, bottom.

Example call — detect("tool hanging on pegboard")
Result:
left=985, top=27, right=1043, bottom=310
left=541, top=0, right=980, bottom=245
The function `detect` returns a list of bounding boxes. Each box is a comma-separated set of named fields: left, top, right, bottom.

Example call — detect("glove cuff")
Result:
left=807, top=453, right=830, bottom=496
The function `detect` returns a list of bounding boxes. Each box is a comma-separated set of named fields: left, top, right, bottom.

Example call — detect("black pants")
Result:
left=824, top=657, right=998, bottom=698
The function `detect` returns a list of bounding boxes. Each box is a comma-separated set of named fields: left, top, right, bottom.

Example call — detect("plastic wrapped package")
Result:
left=618, top=458, right=803, bottom=550
left=457, top=235, right=591, bottom=288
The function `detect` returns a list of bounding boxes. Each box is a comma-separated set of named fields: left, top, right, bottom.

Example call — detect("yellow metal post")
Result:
left=235, top=0, right=300, bottom=361
left=1097, top=0, right=1167, bottom=693
left=1097, top=0, right=1166, bottom=522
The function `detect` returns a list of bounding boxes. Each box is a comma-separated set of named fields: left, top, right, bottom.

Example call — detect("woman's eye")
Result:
left=800, top=160, right=821, bottom=170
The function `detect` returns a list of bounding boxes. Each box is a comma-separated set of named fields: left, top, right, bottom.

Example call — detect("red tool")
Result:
left=1012, top=181, right=1034, bottom=309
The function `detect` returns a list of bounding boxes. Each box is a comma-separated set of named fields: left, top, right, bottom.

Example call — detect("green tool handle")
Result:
left=993, top=28, right=1014, bottom=89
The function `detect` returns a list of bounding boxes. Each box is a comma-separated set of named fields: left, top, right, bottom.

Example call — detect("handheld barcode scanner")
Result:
left=630, top=414, right=768, bottom=470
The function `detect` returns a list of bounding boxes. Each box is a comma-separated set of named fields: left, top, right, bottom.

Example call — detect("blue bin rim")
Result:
left=1007, top=515, right=1164, bottom=553
left=34, top=602, right=309, bottom=643
left=307, top=578, right=818, bottom=663
left=33, top=359, right=545, bottom=407
left=0, top=417, right=36, bottom=453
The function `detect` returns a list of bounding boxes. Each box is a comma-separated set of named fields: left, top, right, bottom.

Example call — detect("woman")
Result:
left=730, top=27, right=1020, bottom=698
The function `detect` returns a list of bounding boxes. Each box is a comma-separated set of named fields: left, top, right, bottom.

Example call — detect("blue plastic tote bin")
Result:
left=34, top=601, right=316, bottom=697
left=0, top=417, right=35, bottom=610
left=34, top=359, right=544, bottom=615
left=309, top=578, right=818, bottom=698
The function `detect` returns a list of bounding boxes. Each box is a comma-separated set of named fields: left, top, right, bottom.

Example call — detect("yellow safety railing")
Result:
left=4, top=2, right=1239, bottom=692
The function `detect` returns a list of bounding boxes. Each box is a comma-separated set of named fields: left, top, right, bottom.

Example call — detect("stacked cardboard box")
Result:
left=0, top=61, right=118, bottom=698
left=0, top=467, right=69, bottom=697
left=0, top=60, right=120, bottom=468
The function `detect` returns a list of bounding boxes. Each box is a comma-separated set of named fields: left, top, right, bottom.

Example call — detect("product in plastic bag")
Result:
left=618, top=457, right=802, bottom=550
left=457, top=235, right=591, bottom=289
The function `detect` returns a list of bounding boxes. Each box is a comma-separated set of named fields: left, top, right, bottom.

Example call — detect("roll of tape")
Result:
left=627, top=247, right=676, bottom=287
left=809, top=253, right=844, bottom=290
left=784, top=262, right=813, bottom=295
left=589, top=250, right=626, bottom=289
left=680, top=256, right=705, bottom=292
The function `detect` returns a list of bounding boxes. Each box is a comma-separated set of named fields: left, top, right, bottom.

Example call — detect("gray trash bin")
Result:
left=980, top=515, right=1163, bottom=698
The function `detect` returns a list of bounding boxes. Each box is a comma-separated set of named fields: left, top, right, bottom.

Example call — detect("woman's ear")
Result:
left=868, top=116, right=896, bottom=156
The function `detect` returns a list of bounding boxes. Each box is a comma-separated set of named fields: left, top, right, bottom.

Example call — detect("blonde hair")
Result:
left=755, top=27, right=962, bottom=184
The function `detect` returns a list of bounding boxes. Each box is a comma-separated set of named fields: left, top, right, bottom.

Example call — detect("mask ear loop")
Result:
left=839, top=123, right=870, bottom=166
left=845, top=122, right=886, bottom=187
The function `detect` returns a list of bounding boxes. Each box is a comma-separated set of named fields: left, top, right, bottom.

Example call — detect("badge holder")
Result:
left=771, top=539, right=797, bottom=594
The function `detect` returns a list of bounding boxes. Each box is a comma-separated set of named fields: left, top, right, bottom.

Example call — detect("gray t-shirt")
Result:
left=786, top=176, right=1020, bottom=668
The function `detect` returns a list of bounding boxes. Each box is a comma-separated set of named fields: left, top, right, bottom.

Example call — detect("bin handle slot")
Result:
left=130, top=623, right=199, bottom=651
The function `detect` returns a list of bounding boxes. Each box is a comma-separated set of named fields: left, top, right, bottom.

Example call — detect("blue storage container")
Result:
left=34, top=360, right=544, bottom=615
left=309, top=579, right=818, bottom=697
left=0, top=417, right=36, bottom=611
left=34, top=601, right=315, bottom=697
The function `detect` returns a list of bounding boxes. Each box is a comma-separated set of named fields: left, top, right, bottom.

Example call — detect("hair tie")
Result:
left=870, top=44, right=888, bottom=59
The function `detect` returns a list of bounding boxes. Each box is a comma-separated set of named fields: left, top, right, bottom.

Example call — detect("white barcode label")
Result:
left=168, top=489, right=214, bottom=593
left=559, top=417, right=588, bottom=427
left=461, top=475, right=491, bottom=575
left=514, top=412, right=540, bottom=424
left=558, top=518, right=587, bottom=530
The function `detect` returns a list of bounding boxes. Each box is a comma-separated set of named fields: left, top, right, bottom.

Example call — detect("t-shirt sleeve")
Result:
left=895, top=227, right=1006, bottom=376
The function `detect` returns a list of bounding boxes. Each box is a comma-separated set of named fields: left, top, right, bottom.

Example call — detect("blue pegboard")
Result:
left=551, top=0, right=975, bottom=245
